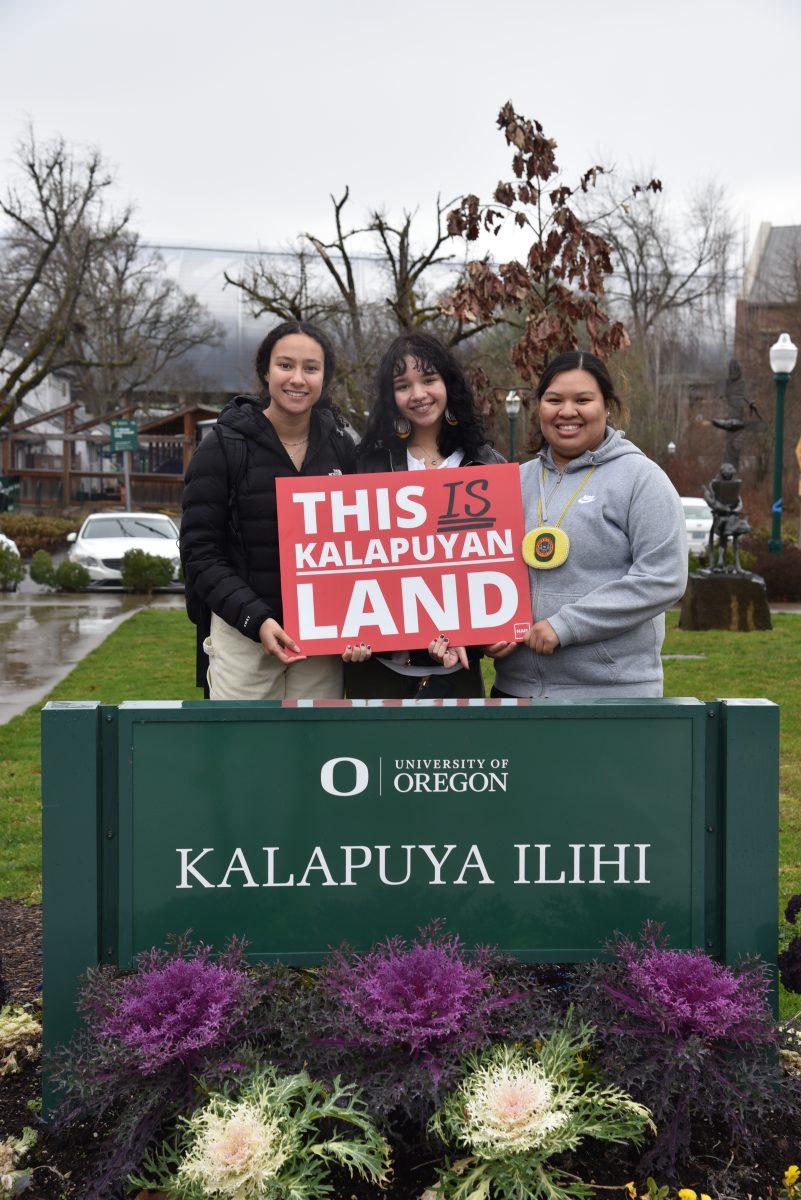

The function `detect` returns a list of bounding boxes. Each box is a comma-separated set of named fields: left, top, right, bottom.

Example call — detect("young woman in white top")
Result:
left=346, top=332, right=504, bottom=700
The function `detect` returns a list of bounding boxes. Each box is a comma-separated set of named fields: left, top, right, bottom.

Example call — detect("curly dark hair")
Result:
left=532, top=350, right=627, bottom=454
left=359, top=331, right=487, bottom=461
left=254, top=320, right=337, bottom=410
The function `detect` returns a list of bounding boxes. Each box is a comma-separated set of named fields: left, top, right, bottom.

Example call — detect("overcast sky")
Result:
left=3, top=0, right=800, bottom=264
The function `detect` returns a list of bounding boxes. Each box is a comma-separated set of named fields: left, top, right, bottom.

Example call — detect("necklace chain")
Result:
left=409, top=445, right=442, bottom=467
left=537, top=463, right=596, bottom=527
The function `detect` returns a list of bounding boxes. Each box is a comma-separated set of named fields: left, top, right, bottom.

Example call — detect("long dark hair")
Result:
left=532, top=350, right=626, bottom=453
left=360, top=331, right=487, bottom=461
left=255, top=320, right=337, bottom=410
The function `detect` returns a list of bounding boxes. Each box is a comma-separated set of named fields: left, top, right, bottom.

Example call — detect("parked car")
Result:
left=681, top=496, right=713, bottom=557
left=0, top=531, right=20, bottom=557
left=67, top=512, right=180, bottom=586
left=0, top=530, right=22, bottom=591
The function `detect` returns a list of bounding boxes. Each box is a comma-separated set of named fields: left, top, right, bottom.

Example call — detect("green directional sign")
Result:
left=110, top=418, right=138, bottom=453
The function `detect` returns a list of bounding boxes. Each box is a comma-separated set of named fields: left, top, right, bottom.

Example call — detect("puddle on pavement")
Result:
left=0, top=594, right=184, bottom=723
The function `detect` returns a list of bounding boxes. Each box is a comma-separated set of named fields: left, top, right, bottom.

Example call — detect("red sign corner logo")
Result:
left=513, top=622, right=530, bottom=641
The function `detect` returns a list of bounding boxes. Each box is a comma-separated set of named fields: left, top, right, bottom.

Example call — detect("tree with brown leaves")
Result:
left=444, top=102, right=661, bottom=392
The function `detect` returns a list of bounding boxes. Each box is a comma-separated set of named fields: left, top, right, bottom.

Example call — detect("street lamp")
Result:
left=769, top=332, right=798, bottom=553
left=505, top=390, right=521, bottom=461
left=667, top=441, right=676, bottom=456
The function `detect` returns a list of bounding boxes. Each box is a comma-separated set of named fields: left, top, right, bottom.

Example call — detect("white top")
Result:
left=406, top=448, right=465, bottom=471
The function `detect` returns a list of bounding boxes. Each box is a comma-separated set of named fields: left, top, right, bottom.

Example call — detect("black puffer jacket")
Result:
left=181, top=396, right=357, bottom=675
left=358, top=441, right=505, bottom=473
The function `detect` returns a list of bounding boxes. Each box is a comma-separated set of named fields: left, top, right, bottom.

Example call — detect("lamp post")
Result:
left=769, top=332, right=798, bottom=554
left=505, top=390, right=521, bottom=461
left=667, top=440, right=676, bottom=457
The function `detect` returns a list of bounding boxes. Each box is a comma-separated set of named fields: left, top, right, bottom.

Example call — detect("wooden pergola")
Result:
left=1, top=402, right=222, bottom=509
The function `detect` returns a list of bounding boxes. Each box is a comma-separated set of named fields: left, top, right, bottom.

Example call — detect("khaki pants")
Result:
left=204, top=613, right=344, bottom=701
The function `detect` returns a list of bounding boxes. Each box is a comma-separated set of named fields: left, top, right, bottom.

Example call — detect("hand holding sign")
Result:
left=259, top=618, right=306, bottom=664
left=527, top=619, right=560, bottom=655
left=428, top=635, right=470, bottom=670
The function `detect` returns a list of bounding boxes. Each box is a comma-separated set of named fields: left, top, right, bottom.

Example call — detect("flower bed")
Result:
left=1, top=914, right=801, bottom=1199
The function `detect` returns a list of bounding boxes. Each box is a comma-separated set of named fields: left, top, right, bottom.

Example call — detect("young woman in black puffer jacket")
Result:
left=181, top=320, right=366, bottom=700
left=345, top=331, right=505, bottom=700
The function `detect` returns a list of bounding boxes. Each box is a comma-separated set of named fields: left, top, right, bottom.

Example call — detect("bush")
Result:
left=742, top=532, right=801, bottom=601
left=29, top=549, right=56, bottom=588
left=429, top=1024, right=652, bottom=1200
left=269, top=924, right=555, bottom=1127
left=0, top=514, right=80, bottom=556
left=54, top=559, right=91, bottom=592
left=121, top=549, right=174, bottom=594
left=52, top=936, right=271, bottom=1198
left=573, top=925, right=796, bottom=1177
left=132, top=1065, right=390, bottom=1200
left=0, top=544, right=24, bottom=591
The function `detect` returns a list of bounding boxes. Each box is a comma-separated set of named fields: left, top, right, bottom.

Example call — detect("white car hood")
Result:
left=78, top=535, right=177, bottom=559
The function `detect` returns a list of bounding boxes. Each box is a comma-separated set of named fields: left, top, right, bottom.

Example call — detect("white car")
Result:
left=0, top=531, right=20, bottom=557
left=681, top=497, right=713, bottom=557
left=0, top=531, right=21, bottom=591
left=67, top=512, right=180, bottom=586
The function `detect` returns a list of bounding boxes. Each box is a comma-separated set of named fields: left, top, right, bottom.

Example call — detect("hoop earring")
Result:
left=445, top=407, right=458, bottom=426
left=394, top=415, right=412, bottom=439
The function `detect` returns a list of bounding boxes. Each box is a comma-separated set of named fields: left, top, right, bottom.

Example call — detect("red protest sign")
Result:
left=276, top=465, right=531, bottom=655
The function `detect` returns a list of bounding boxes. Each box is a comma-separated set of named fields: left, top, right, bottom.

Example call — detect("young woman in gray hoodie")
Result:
left=488, top=351, right=688, bottom=698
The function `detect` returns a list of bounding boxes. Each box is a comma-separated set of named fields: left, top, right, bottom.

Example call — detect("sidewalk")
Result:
left=0, top=592, right=185, bottom=724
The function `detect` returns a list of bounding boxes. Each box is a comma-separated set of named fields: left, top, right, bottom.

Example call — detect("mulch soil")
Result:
left=1, top=899, right=799, bottom=1200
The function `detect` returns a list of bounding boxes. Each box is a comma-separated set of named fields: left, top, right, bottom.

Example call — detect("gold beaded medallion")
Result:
left=521, top=525, right=570, bottom=569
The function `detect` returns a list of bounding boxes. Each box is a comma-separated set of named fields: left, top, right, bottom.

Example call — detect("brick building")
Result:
left=733, top=223, right=801, bottom=522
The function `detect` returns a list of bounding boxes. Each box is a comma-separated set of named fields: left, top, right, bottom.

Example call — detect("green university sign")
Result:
left=42, top=698, right=778, bottom=1072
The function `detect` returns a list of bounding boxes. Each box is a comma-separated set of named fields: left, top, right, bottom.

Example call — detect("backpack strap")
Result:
left=330, top=423, right=354, bottom=474
left=214, top=425, right=247, bottom=540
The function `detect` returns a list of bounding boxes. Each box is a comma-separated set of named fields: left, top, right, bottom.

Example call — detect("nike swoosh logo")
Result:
left=578, top=495, right=596, bottom=504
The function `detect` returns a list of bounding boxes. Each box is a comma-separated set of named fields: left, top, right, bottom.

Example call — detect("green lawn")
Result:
left=1, top=609, right=799, bottom=1014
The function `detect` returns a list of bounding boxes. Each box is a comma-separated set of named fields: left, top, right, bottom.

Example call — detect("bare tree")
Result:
left=225, top=188, right=486, bottom=424
left=590, top=179, right=735, bottom=343
left=69, top=232, right=224, bottom=409
left=0, top=129, right=129, bottom=428
left=224, top=244, right=339, bottom=326
left=585, top=178, right=736, bottom=456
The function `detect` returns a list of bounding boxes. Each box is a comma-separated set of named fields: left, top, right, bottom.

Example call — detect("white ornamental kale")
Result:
left=429, top=1016, right=654, bottom=1200
left=0, top=1005, right=41, bottom=1077
left=178, top=1098, right=294, bottom=1197
left=131, top=1064, right=391, bottom=1200
left=0, top=1126, right=37, bottom=1195
left=462, top=1056, right=567, bottom=1155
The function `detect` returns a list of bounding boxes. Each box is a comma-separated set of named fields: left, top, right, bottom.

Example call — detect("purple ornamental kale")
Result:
left=609, top=934, right=771, bottom=1043
left=786, top=894, right=801, bottom=926
left=323, top=928, right=503, bottom=1053
left=97, top=945, right=251, bottom=1074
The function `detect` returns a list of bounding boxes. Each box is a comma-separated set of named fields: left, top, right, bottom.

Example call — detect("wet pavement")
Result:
left=0, top=593, right=185, bottom=724
left=0, top=593, right=798, bottom=727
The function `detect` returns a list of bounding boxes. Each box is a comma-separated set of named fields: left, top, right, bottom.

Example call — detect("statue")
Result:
left=702, top=463, right=751, bottom=572
left=710, top=359, right=764, bottom=470
left=680, top=359, right=770, bottom=631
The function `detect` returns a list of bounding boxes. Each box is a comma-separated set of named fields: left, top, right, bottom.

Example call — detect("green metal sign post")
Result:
left=109, top=420, right=138, bottom=511
left=41, top=697, right=778, bottom=1107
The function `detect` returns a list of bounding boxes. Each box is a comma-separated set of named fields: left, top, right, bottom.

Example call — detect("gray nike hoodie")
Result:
left=495, top=428, right=688, bottom=698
